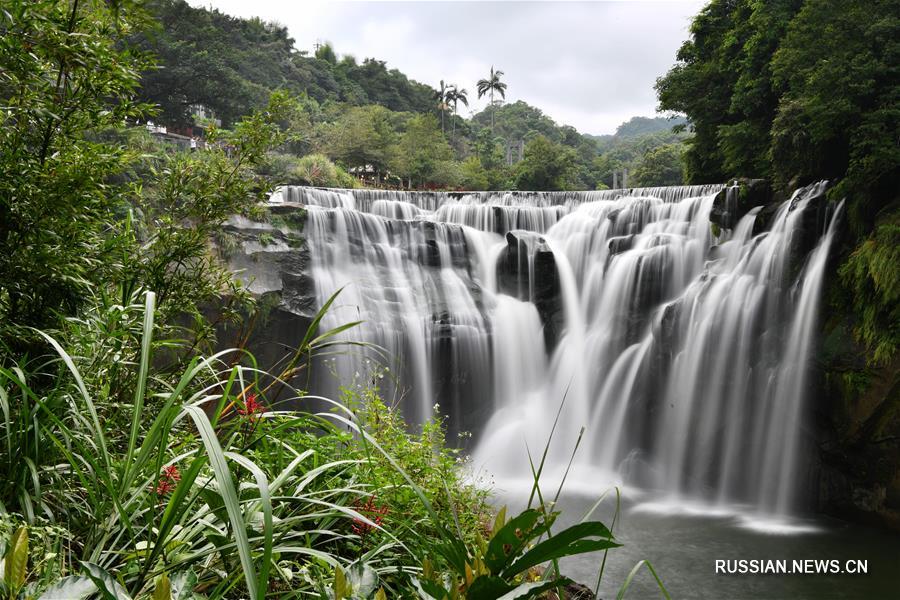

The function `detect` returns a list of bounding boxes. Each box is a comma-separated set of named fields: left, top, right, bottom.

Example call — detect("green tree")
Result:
left=133, top=2, right=435, bottom=125
left=433, top=79, right=450, bottom=134
left=314, top=41, right=337, bottom=64
left=0, top=0, right=295, bottom=356
left=631, top=144, right=685, bottom=187
left=477, top=66, right=507, bottom=133
left=770, top=0, right=899, bottom=236
left=133, top=0, right=288, bottom=127
left=446, top=85, right=469, bottom=136
left=473, top=129, right=505, bottom=171
left=459, top=157, right=490, bottom=190
left=0, top=0, right=150, bottom=348
left=126, top=93, right=295, bottom=342
left=390, top=115, right=454, bottom=188
left=321, top=105, right=396, bottom=178
left=655, top=0, right=899, bottom=364
left=514, top=135, right=576, bottom=191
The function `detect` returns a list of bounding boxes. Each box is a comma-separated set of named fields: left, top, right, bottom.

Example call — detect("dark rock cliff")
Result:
left=212, top=207, right=316, bottom=398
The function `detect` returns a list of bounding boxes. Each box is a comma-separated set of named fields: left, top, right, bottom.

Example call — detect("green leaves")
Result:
left=184, top=405, right=260, bottom=600
left=483, top=509, right=550, bottom=574
left=346, top=562, right=379, bottom=598
left=617, top=560, right=671, bottom=600
left=151, top=573, right=170, bottom=600
left=37, top=576, right=97, bottom=600
left=82, top=562, right=132, bottom=600
left=418, top=503, right=623, bottom=600
left=0, top=0, right=151, bottom=346
left=503, top=521, right=620, bottom=578
left=3, top=526, right=28, bottom=595
left=124, top=290, right=156, bottom=473
left=332, top=562, right=380, bottom=600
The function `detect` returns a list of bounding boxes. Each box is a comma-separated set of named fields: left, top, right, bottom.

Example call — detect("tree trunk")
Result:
left=490, top=89, right=495, bottom=132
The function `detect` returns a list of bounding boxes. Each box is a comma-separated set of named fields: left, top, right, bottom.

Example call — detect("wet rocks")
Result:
left=496, top=230, right=564, bottom=348
left=211, top=207, right=319, bottom=401
left=710, top=178, right=772, bottom=231
left=607, top=234, right=635, bottom=257
left=219, top=209, right=316, bottom=317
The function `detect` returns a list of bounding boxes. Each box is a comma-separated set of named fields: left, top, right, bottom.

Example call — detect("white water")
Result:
left=284, top=183, right=839, bottom=518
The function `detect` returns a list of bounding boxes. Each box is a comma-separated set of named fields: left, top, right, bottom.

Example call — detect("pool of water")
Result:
left=490, top=483, right=900, bottom=599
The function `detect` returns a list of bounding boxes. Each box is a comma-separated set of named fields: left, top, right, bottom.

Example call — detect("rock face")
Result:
left=710, top=178, right=772, bottom=231
left=710, top=178, right=899, bottom=531
left=815, top=320, right=900, bottom=531
left=212, top=208, right=315, bottom=398
left=496, top=230, right=564, bottom=348
left=219, top=187, right=900, bottom=534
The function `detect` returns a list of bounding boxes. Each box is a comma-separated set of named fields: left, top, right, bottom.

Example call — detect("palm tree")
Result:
left=477, top=66, right=507, bottom=133
left=446, top=86, right=469, bottom=136
left=433, top=80, right=450, bottom=134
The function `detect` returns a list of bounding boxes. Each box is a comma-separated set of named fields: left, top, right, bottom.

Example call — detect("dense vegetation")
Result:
left=656, top=0, right=899, bottom=367
left=132, top=0, right=434, bottom=127
left=2, top=0, right=895, bottom=595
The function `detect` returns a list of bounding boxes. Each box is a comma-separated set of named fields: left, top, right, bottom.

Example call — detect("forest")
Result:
left=656, top=0, right=898, bottom=374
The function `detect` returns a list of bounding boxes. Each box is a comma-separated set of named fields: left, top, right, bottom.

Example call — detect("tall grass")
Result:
left=0, top=288, right=664, bottom=599
left=0, top=290, right=388, bottom=598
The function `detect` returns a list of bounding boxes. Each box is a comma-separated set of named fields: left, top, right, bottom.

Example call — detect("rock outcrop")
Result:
left=212, top=208, right=316, bottom=398
left=496, top=230, right=564, bottom=349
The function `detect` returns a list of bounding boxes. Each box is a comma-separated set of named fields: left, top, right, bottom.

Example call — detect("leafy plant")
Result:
left=412, top=507, right=620, bottom=600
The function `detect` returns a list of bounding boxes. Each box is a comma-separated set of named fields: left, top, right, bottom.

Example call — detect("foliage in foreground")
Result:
left=0, top=290, right=662, bottom=599
left=0, top=0, right=301, bottom=359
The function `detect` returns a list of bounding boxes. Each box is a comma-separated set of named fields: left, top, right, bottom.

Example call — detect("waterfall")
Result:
left=287, top=182, right=839, bottom=515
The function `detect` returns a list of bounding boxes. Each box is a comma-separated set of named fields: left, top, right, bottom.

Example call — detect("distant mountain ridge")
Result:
left=587, top=115, right=687, bottom=143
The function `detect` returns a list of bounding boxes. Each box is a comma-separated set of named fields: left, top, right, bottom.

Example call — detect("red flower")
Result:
left=161, top=465, right=181, bottom=482
left=238, top=393, right=265, bottom=420
left=154, top=479, right=176, bottom=495
left=152, top=464, right=181, bottom=496
left=351, top=496, right=389, bottom=536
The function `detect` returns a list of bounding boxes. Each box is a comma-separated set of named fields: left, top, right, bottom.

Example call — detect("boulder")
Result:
left=496, top=231, right=564, bottom=349
left=710, top=178, right=772, bottom=231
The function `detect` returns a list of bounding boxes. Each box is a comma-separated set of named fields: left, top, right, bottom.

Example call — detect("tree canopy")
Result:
left=656, top=0, right=900, bottom=364
left=133, top=0, right=434, bottom=126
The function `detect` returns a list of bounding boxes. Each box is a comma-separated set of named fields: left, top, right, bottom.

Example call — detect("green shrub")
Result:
left=839, top=211, right=900, bottom=365
left=294, top=153, right=360, bottom=189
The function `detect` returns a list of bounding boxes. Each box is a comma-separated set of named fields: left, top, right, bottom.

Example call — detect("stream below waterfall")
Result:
left=491, top=483, right=899, bottom=600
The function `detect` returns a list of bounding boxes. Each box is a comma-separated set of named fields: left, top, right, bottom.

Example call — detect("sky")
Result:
left=186, top=0, right=705, bottom=135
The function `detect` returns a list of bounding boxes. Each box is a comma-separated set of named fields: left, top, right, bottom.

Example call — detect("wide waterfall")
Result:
left=275, top=183, right=840, bottom=517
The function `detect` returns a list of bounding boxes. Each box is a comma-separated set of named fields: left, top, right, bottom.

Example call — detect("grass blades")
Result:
left=183, top=405, right=260, bottom=600
left=617, top=559, right=671, bottom=600
left=0, top=286, right=642, bottom=599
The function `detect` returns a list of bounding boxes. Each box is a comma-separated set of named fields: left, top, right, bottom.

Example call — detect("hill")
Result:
left=132, top=0, right=688, bottom=190
left=133, top=0, right=434, bottom=126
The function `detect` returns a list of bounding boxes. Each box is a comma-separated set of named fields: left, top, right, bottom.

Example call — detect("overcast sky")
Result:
left=187, top=0, right=705, bottom=135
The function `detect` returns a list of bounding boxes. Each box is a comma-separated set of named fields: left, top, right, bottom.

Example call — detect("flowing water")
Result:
left=275, top=184, right=844, bottom=518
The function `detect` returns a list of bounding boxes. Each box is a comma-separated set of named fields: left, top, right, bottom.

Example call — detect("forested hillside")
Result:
left=131, top=0, right=686, bottom=191
left=656, top=0, right=898, bottom=366
left=132, top=0, right=433, bottom=126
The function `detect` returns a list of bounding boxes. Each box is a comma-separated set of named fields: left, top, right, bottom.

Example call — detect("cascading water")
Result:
left=279, top=182, right=839, bottom=517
